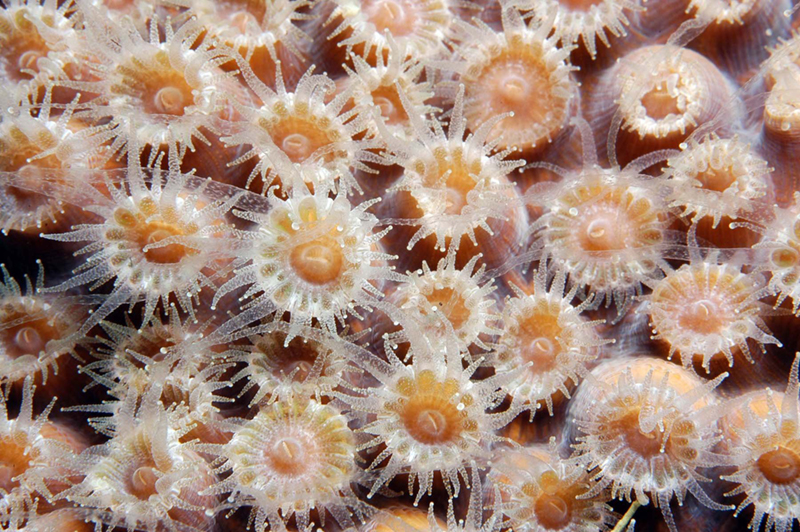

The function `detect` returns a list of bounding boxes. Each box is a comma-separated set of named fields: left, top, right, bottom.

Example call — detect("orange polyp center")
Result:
left=229, top=11, right=258, bottom=33
left=130, top=219, right=191, bottom=264
left=282, top=134, right=313, bottom=160
left=154, top=87, right=186, bottom=115
left=1, top=303, right=60, bottom=359
left=655, top=267, right=747, bottom=335
left=641, top=84, right=681, bottom=120
left=7, top=320, right=56, bottom=357
left=266, top=436, right=309, bottom=476
left=578, top=213, right=626, bottom=251
left=397, top=373, right=464, bottom=445
left=534, top=492, right=573, bottom=530
left=141, top=224, right=190, bottom=264
left=573, top=194, right=641, bottom=252
left=417, top=410, right=447, bottom=437
left=678, top=299, right=724, bottom=334
left=468, top=51, right=558, bottom=142
left=268, top=117, right=335, bottom=164
left=562, top=184, right=662, bottom=253
left=14, top=326, right=45, bottom=353
left=289, top=236, right=345, bottom=285
left=116, top=55, right=194, bottom=117
left=517, top=311, right=562, bottom=372
left=253, top=332, right=325, bottom=383
left=421, top=287, right=470, bottom=331
left=0, top=440, right=31, bottom=491
left=2, top=22, right=49, bottom=82
left=371, top=85, right=407, bottom=125
left=757, top=447, right=800, bottom=485
left=487, top=56, right=547, bottom=116
left=422, top=155, right=482, bottom=216
left=113, top=207, right=197, bottom=264
left=697, top=166, right=737, bottom=193
left=363, top=0, right=418, bottom=37
left=129, top=464, right=159, bottom=499
left=403, top=403, right=460, bottom=444
left=496, top=68, right=532, bottom=108
left=619, top=412, right=663, bottom=458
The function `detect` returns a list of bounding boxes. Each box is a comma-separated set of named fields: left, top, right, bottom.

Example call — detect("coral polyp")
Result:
left=750, top=194, right=800, bottom=314
left=60, top=9, right=240, bottom=159
left=342, top=38, right=434, bottom=139
left=222, top=63, right=373, bottom=195
left=43, top=150, right=240, bottom=333
left=722, top=355, right=800, bottom=532
left=0, top=0, right=79, bottom=100
left=388, top=253, right=500, bottom=356
left=526, top=0, right=643, bottom=59
left=570, top=357, right=731, bottom=532
left=591, top=44, right=738, bottom=166
left=80, top=307, right=204, bottom=398
left=60, top=390, right=218, bottom=532
left=0, top=378, right=85, bottom=515
left=489, top=444, right=618, bottom=532
left=0, top=94, right=88, bottom=234
left=177, top=0, right=312, bottom=86
left=222, top=321, right=349, bottom=404
left=493, top=267, right=610, bottom=415
left=212, top=181, right=397, bottom=339
left=645, top=256, right=778, bottom=370
left=77, top=307, right=231, bottom=445
left=532, top=154, right=671, bottom=315
left=0, top=262, right=84, bottom=386
left=336, top=340, right=520, bottom=504
left=450, top=6, right=577, bottom=153
left=206, top=397, right=367, bottom=532
left=378, top=85, right=526, bottom=263
left=326, top=0, right=452, bottom=62
left=663, top=134, right=772, bottom=229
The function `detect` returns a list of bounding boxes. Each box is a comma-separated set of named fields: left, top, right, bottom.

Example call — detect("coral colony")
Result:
left=10, top=1, right=800, bottom=532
